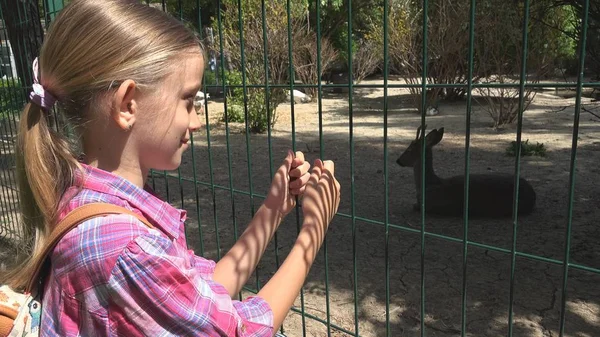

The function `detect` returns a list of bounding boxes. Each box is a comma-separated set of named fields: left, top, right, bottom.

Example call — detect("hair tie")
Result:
left=29, top=57, right=57, bottom=111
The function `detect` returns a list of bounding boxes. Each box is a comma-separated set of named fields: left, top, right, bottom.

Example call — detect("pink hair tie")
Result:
left=29, top=57, right=57, bottom=110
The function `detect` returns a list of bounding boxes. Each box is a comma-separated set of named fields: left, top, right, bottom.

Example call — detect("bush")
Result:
left=225, top=89, right=279, bottom=134
left=505, top=139, right=546, bottom=157
left=219, top=69, right=278, bottom=133
left=0, top=78, right=23, bottom=124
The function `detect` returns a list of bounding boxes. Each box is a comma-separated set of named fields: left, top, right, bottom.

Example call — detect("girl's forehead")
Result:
left=163, top=54, right=204, bottom=89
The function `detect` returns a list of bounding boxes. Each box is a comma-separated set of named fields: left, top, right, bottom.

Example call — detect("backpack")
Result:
left=0, top=203, right=154, bottom=337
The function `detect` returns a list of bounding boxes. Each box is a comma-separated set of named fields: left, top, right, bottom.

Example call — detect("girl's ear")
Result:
left=112, top=79, right=138, bottom=131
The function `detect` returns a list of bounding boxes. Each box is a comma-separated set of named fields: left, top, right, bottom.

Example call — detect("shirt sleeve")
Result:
left=106, top=229, right=274, bottom=337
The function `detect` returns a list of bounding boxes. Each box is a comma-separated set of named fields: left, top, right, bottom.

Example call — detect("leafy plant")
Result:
left=505, top=139, right=547, bottom=157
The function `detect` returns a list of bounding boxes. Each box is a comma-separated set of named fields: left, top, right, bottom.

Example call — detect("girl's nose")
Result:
left=189, top=106, right=203, bottom=132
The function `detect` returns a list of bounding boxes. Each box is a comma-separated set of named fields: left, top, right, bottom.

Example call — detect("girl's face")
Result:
left=135, top=53, right=204, bottom=172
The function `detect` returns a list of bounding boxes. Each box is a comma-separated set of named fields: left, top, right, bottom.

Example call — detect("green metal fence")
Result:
left=1, top=0, right=599, bottom=336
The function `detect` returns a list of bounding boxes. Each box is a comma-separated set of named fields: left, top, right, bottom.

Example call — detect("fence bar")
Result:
left=314, top=0, right=332, bottom=334
left=235, top=0, right=258, bottom=299
left=257, top=0, right=277, bottom=306
left=559, top=0, right=590, bottom=335
left=461, top=0, right=477, bottom=334
left=175, top=0, right=186, bottom=242
left=285, top=0, right=307, bottom=334
left=507, top=0, right=532, bottom=335
left=257, top=4, right=282, bottom=325
left=383, top=0, right=391, bottom=335
left=419, top=0, right=430, bottom=334
left=188, top=0, right=206, bottom=256
left=216, top=0, right=240, bottom=267
left=345, top=0, right=360, bottom=335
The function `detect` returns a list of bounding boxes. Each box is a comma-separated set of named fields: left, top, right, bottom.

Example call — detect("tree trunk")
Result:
left=0, top=0, right=44, bottom=88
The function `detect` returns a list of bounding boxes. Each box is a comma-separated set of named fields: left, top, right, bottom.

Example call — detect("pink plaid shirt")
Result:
left=41, top=164, right=274, bottom=336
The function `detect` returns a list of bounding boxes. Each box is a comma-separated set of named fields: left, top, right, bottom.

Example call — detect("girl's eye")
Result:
left=186, top=97, right=194, bottom=111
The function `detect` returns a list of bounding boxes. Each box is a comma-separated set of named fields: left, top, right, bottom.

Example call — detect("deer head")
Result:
left=396, top=125, right=445, bottom=167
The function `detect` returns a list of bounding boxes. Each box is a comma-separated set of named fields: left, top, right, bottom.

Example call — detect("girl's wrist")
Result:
left=258, top=203, right=284, bottom=228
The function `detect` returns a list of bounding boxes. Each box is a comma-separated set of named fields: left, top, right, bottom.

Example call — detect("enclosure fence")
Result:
left=0, top=0, right=599, bottom=336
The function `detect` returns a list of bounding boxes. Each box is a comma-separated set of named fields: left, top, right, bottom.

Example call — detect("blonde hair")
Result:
left=2, top=0, right=203, bottom=290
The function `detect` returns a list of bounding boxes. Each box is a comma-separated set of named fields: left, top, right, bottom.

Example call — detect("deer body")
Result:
left=398, top=127, right=536, bottom=218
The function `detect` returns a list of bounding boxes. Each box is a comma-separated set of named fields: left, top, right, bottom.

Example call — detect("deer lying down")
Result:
left=396, top=126, right=536, bottom=218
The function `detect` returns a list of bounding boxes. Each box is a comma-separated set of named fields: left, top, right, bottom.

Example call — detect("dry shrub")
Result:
left=387, top=0, right=473, bottom=112
left=352, top=38, right=383, bottom=84
left=211, top=0, right=319, bottom=132
left=293, top=30, right=338, bottom=98
left=473, top=1, right=551, bottom=128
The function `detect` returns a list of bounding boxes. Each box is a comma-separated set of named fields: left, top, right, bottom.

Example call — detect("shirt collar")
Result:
left=74, top=163, right=186, bottom=240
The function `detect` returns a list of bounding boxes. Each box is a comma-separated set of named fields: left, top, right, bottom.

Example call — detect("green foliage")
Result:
left=148, top=0, right=217, bottom=32
left=219, top=69, right=244, bottom=123
left=231, top=91, right=278, bottom=134
left=216, top=69, right=277, bottom=133
left=505, top=139, right=547, bottom=157
left=0, top=78, right=23, bottom=123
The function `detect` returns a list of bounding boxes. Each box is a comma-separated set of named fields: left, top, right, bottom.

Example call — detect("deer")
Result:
left=396, top=126, right=537, bottom=218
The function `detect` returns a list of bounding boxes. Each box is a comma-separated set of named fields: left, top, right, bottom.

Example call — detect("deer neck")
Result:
left=413, top=148, right=442, bottom=194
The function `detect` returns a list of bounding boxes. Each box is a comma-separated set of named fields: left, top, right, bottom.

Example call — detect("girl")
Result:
left=2, top=0, right=341, bottom=336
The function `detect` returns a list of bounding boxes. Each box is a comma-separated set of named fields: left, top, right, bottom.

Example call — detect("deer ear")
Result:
left=426, top=128, right=444, bottom=146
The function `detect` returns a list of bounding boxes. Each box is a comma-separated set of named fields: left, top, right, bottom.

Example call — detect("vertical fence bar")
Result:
left=235, top=0, right=256, bottom=227
left=146, top=0, right=155, bottom=192
left=175, top=0, right=187, bottom=239
left=258, top=0, right=281, bottom=326
left=346, top=0, right=359, bottom=334
left=206, top=6, right=225, bottom=261
left=285, top=0, right=306, bottom=334
left=176, top=0, right=187, bottom=236
left=419, top=0, right=429, bottom=335
left=235, top=0, right=258, bottom=301
left=559, top=1, right=589, bottom=335
left=315, top=0, right=332, bottom=334
left=259, top=0, right=280, bottom=299
left=461, top=0, right=477, bottom=335
left=202, top=84, right=222, bottom=261
left=382, top=0, right=391, bottom=335
left=217, top=0, right=243, bottom=299
left=507, top=0, right=531, bottom=335
left=215, top=0, right=241, bottom=293
left=188, top=0, right=206, bottom=256
left=177, top=166, right=188, bottom=239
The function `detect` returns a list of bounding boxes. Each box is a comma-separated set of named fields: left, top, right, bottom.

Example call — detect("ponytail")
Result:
left=1, top=102, right=80, bottom=290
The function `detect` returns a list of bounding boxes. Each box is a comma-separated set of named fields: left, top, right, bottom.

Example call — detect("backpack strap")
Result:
left=26, top=203, right=154, bottom=293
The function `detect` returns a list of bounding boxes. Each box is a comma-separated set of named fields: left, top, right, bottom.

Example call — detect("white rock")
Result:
left=426, top=106, right=439, bottom=116
left=194, top=90, right=210, bottom=107
left=286, top=89, right=311, bottom=104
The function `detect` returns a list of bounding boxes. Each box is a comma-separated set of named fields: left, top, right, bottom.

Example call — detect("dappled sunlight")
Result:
left=567, top=300, right=600, bottom=327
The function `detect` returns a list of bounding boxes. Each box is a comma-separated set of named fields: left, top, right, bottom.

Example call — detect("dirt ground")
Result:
left=1, top=76, right=599, bottom=336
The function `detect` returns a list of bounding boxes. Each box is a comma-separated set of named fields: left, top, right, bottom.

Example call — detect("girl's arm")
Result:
left=212, top=151, right=310, bottom=298
left=258, top=159, right=340, bottom=332
left=212, top=204, right=282, bottom=298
